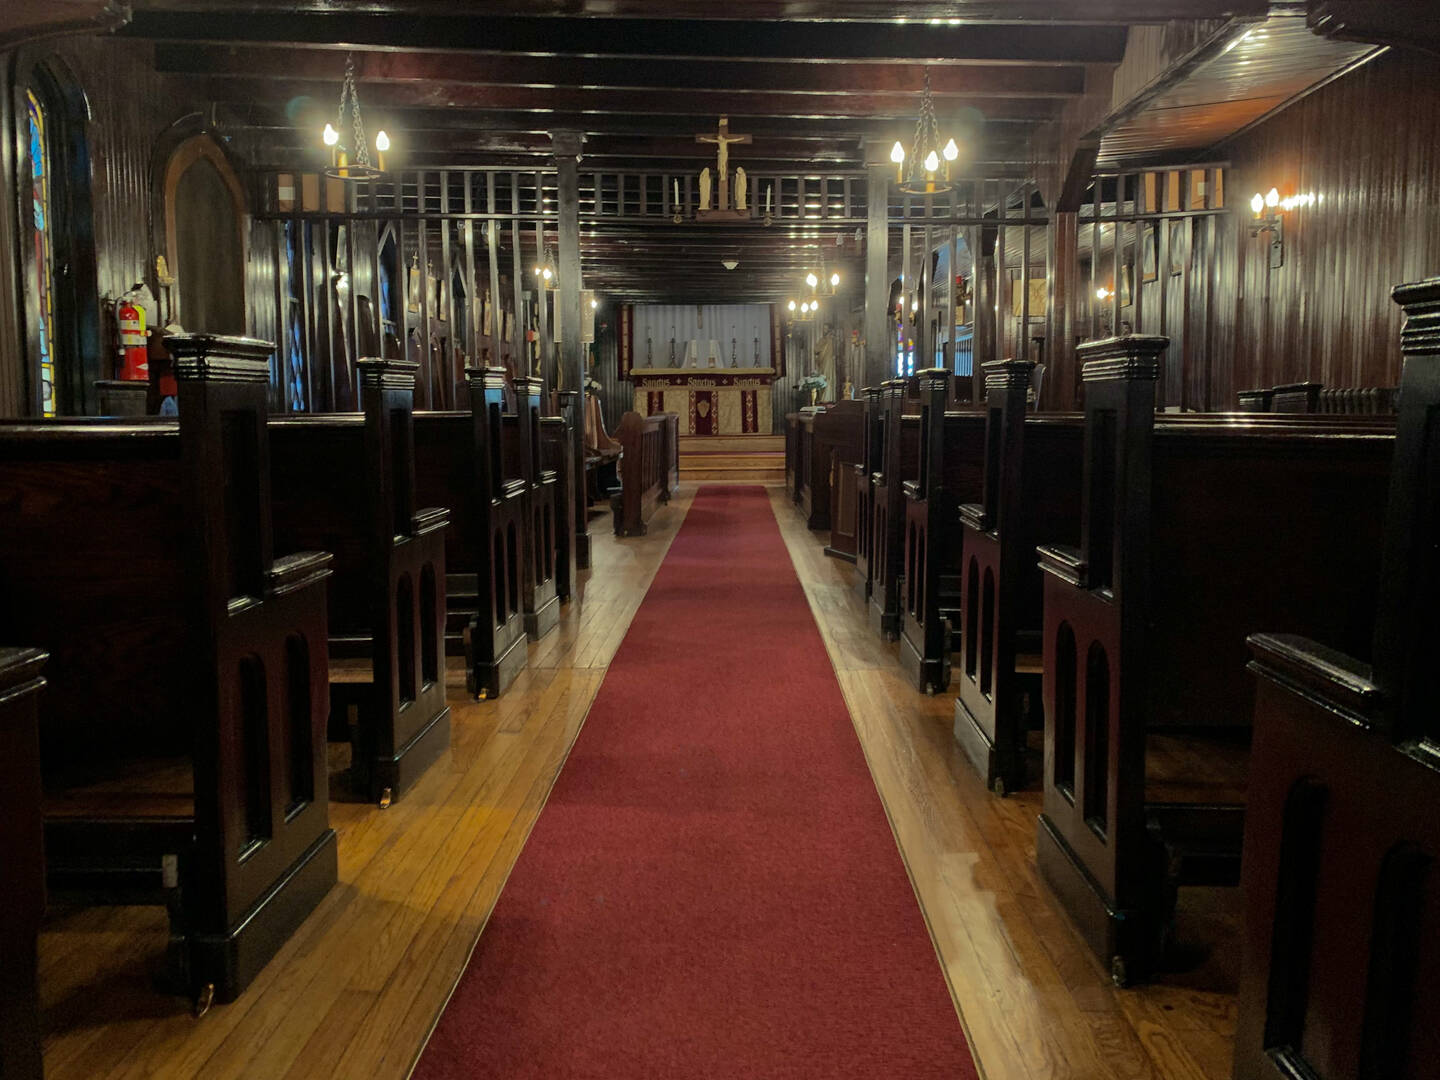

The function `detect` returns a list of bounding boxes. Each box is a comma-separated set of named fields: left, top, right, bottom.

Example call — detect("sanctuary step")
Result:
left=677, top=434, right=785, bottom=484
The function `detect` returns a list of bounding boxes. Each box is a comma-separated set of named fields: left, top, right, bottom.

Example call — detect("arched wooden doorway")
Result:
left=163, top=135, right=247, bottom=335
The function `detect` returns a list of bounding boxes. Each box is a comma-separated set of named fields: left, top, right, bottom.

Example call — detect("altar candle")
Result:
left=765, top=185, right=772, bottom=214
left=673, top=179, right=680, bottom=206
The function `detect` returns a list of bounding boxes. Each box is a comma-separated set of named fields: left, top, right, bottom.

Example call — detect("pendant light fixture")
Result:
left=890, top=69, right=960, bottom=195
left=322, top=53, right=389, bottom=182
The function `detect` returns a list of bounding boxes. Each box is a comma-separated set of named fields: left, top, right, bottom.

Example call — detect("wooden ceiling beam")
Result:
left=153, top=45, right=1087, bottom=97
left=130, top=0, right=1267, bottom=23
left=191, top=77, right=1062, bottom=121
left=231, top=105, right=1040, bottom=138
left=123, top=12, right=1129, bottom=63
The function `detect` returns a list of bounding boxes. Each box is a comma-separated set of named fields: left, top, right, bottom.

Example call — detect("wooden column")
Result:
left=553, top=131, right=588, bottom=569
left=864, top=162, right=891, bottom=388
left=535, top=214, right=550, bottom=387
left=1046, top=211, right=1080, bottom=409
left=510, top=214, right=526, bottom=380
left=485, top=173, right=504, bottom=374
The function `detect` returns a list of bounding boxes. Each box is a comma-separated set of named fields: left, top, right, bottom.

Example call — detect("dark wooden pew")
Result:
left=0, top=647, right=45, bottom=1080
left=1239, top=380, right=1399, bottom=415
left=612, top=410, right=679, bottom=537
left=540, top=413, right=577, bottom=605
left=413, top=367, right=528, bottom=700
left=506, top=377, right=561, bottom=639
left=785, top=411, right=802, bottom=503
left=0, top=334, right=338, bottom=1009
left=851, top=384, right=886, bottom=599
left=1235, top=277, right=1440, bottom=1080
left=1033, top=335, right=1394, bottom=987
left=898, top=371, right=986, bottom=694
left=867, top=381, right=922, bottom=640
left=953, top=359, right=1083, bottom=795
left=269, top=358, right=452, bottom=807
left=795, top=400, right=865, bottom=533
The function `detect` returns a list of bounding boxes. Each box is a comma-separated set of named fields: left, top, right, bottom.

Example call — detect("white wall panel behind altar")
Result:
left=630, top=305, right=773, bottom=368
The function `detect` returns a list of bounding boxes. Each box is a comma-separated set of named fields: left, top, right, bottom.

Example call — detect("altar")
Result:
left=631, top=367, right=777, bottom=435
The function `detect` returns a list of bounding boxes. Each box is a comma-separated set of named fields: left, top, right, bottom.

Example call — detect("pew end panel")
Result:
left=1034, top=336, right=1395, bottom=987
left=821, top=401, right=867, bottom=563
left=270, top=358, right=453, bottom=806
left=540, top=415, right=577, bottom=605
left=413, top=367, right=528, bottom=700
left=867, top=388, right=920, bottom=642
left=1237, top=634, right=1440, bottom=1080
left=510, top=377, right=561, bottom=641
left=0, top=648, right=46, bottom=1080
left=898, top=371, right=986, bottom=695
left=1, top=335, right=339, bottom=1008
left=801, top=400, right=864, bottom=535
left=1233, top=278, right=1440, bottom=1080
left=851, top=385, right=887, bottom=600
left=952, top=358, right=1084, bottom=795
left=612, top=410, right=678, bottom=538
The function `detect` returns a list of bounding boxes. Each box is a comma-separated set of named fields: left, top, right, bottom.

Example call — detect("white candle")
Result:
left=765, top=185, right=772, bottom=214
left=674, top=179, right=680, bottom=206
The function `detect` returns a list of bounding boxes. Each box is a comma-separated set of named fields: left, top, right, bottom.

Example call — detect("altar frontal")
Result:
left=627, top=303, right=777, bottom=435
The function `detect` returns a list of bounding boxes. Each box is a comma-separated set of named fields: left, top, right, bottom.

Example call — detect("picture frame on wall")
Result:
left=1169, top=220, right=1191, bottom=276
left=406, top=255, right=421, bottom=313
left=1009, top=274, right=1048, bottom=319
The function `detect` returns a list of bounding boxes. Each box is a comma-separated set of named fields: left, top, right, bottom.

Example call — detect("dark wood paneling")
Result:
left=1223, top=49, right=1440, bottom=402
left=0, top=36, right=210, bottom=416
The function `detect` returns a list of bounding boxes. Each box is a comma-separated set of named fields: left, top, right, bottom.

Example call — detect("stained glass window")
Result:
left=27, top=89, right=56, bottom=416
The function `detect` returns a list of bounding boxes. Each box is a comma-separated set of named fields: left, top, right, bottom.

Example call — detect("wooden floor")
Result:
left=38, top=484, right=1235, bottom=1080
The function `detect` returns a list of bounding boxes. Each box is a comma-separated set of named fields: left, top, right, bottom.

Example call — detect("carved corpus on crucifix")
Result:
left=695, top=116, right=752, bottom=219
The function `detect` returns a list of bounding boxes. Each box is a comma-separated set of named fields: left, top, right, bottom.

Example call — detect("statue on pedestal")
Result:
left=699, top=168, right=712, bottom=212
left=735, top=168, right=747, bottom=211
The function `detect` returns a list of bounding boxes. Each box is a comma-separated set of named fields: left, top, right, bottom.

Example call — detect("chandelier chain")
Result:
left=339, top=54, right=373, bottom=169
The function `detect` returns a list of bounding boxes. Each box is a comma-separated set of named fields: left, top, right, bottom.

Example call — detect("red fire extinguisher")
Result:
left=116, top=286, right=150, bottom=381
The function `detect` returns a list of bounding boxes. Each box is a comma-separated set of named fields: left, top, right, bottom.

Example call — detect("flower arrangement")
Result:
left=797, top=373, right=828, bottom=394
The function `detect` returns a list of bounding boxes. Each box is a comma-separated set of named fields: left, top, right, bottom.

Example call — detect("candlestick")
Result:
left=674, top=179, right=680, bottom=206
left=765, top=185, right=772, bottom=215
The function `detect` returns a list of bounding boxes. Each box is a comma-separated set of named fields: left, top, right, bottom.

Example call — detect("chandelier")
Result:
left=805, top=264, right=841, bottom=297
left=890, top=69, right=959, bottom=195
left=322, top=53, right=389, bottom=182
left=787, top=298, right=820, bottom=322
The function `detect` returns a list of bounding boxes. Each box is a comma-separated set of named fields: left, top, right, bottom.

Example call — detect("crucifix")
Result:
left=696, top=116, right=752, bottom=211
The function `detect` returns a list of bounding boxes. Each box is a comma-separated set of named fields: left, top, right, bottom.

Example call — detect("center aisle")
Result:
left=412, top=485, right=977, bottom=1079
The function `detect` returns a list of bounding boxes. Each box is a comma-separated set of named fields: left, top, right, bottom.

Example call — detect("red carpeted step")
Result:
left=413, top=486, right=977, bottom=1079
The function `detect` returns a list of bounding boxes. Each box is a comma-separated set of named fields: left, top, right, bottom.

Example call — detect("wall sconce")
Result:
left=1248, top=187, right=1314, bottom=270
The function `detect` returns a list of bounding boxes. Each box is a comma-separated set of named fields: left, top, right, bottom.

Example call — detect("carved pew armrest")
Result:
left=902, top=479, right=923, bottom=500
left=1037, top=543, right=1087, bottom=588
left=958, top=502, right=990, bottom=532
left=1246, top=632, right=1382, bottom=727
left=411, top=506, right=451, bottom=537
left=267, top=551, right=335, bottom=599
left=501, top=478, right=528, bottom=501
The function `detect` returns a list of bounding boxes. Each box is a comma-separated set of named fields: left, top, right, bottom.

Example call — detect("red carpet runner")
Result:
left=413, top=486, right=977, bottom=1079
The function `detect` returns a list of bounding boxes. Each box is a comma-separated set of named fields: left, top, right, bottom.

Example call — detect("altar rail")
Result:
left=612, top=411, right=679, bottom=537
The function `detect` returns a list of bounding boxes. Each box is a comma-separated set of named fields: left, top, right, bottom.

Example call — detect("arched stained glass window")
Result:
left=26, top=88, right=57, bottom=417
